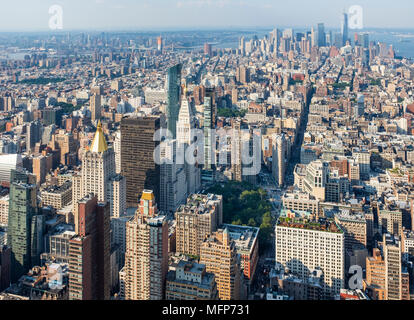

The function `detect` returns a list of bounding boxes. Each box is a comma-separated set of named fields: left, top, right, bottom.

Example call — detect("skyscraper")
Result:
left=7, top=170, right=39, bottom=282
left=317, top=23, right=326, bottom=47
left=157, top=36, right=163, bottom=52
left=232, top=119, right=242, bottom=182
left=120, top=116, right=161, bottom=208
left=383, top=234, right=405, bottom=300
left=159, top=139, right=187, bottom=215
left=0, top=245, right=11, bottom=291
left=204, top=43, right=212, bottom=56
left=90, top=94, right=102, bottom=123
left=176, top=94, right=201, bottom=196
left=79, top=121, right=123, bottom=221
left=124, top=190, right=168, bottom=300
left=176, top=193, right=223, bottom=257
left=166, top=64, right=182, bottom=138
left=81, top=121, right=115, bottom=204
left=68, top=194, right=111, bottom=300
left=272, top=134, right=287, bottom=187
left=200, top=228, right=241, bottom=300
left=342, top=13, right=349, bottom=46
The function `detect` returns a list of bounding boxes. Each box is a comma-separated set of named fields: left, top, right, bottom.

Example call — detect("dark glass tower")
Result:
left=202, top=89, right=217, bottom=184
left=166, top=64, right=182, bottom=138
left=342, top=13, right=349, bottom=46
left=120, top=116, right=161, bottom=208
left=7, top=170, right=39, bottom=282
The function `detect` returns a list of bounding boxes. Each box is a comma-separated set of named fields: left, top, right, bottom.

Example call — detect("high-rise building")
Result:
left=176, top=96, right=201, bottom=196
left=204, top=43, right=212, bottom=56
left=111, top=213, right=134, bottom=268
left=26, top=121, right=42, bottom=152
left=383, top=234, right=404, bottom=300
left=68, top=194, right=110, bottom=300
left=166, top=64, right=182, bottom=138
left=113, top=130, right=121, bottom=174
left=275, top=216, right=345, bottom=299
left=90, top=94, right=101, bottom=123
left=365, top=248, right=386, bottom=300
left=0, top=154, right=23, bottom=185
left=222, top=224, right=259, bottom=284
left=236, top=66, right=250, bottom=84
left=176, top=193, right=223, bottom=257
left=334, top=212, right=367, bottom=251
left=317, top=23, right=326, bottom=47
left=342, top=13, right=349, bottom=46
left=303, top=160, right=330, bottom=201
left=272, top=134, right=287, bottom=187
left=7, top=170, right=39, bottom=282
left=124, top=190, right=168, bottom=300
left=200, top=228, right=241, bottom=300
left=202, top=93, right=216, bottom=183
left=108, top=175, right=126, bottom=218
left=50, top=129, right=78, bottom=166
left=0, top=245, right=11, bottom=291
left=121, top=116, right=161, bottom=208
left=80, top=121, right=122, bottom=220
left=232, top=119, right=242, bottom=182
left=159, top=139, right=187, bottom=215
left=157, top=36, right=163, bottom=52
left=166, top=260, right=218, bottom=300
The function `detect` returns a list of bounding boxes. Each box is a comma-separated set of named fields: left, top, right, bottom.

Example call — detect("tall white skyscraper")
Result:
left=113, top=130, right=121, bottom=174
left=272, top=134, right=287, bottom=187
left=176, top=96, right=201, bottom=196
left=80, top=122, right=125, bottom=218
left=160, top=139, right=187, bottom=215
left=82, top=121, right=116, bottom=203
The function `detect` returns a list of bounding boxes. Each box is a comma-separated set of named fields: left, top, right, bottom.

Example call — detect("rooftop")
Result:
left=277, top=217, right=343, bottom=234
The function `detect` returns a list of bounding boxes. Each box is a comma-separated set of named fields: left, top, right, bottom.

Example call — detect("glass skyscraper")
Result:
left=166, top=64, right=182, bottom=139
left=7, top=170, right=39, bottom=282
left=342, top=13, right=349, bottom=46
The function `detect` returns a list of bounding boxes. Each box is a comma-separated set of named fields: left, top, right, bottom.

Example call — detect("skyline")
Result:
left=0, top=0, right=413, bottom=32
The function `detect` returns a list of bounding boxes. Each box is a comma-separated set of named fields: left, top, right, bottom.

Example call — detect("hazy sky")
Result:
left=1, top=0, right=413, bottom=31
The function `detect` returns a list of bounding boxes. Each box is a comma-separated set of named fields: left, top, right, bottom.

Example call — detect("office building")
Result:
left=124, top=190, right=168, bottom=300
left=166, top=64, right=182, bottom=138
left=275, top=216, right=345, bottom=299
left=176, top=95, right=201, bottom=196
left=0, top=154, right=23, bottom=185
left=0, top=245, right=11, bottom=291
left=342, top=13, right=349, bottom=46
left=159, top=139, right=187, bottom=215
left=121, top=116, right=161, bottom=208
left=7, top=170, right=40, bottom=282
left=166, top=260, right=218, bottom=300
left=68, top=194, right=110, bottom=300
left=175, top=193, right=223, bottom=257
left=272, top=134, right=287, bottom=187
left=222, top=224, right=259, bottom=283
left=200, top=228, right=241, bottom=300
left=90, top=94, right=101, bottom=123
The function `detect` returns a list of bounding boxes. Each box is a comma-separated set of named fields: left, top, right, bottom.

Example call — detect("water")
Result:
left=367, top=29, right=414, bottom=59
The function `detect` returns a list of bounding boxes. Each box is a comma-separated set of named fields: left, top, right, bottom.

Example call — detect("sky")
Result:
left=0, top=0, right=413, bottom=32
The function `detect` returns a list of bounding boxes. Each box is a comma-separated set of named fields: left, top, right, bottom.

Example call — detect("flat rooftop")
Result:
left=277, top=217, right=343, bottom=234
left=222, top=224, right=259, bottom=254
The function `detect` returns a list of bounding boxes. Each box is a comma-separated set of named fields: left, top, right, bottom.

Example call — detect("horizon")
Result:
left=0, top=0, right=413, bottom=32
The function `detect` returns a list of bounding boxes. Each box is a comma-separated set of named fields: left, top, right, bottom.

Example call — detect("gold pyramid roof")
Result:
left=90, top=121, right=108, bottom=153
